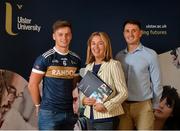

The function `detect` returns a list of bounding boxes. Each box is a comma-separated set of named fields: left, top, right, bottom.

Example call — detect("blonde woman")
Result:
left=80, top=32, right=128, bottom=130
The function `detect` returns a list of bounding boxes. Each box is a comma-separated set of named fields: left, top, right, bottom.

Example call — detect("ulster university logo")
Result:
left=5, top=2, right=18, bottom=35
left=3, top=1, right=41, bottom=36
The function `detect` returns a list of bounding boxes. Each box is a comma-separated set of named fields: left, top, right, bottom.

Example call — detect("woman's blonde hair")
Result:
left=85, top=32, right=113, bottom=64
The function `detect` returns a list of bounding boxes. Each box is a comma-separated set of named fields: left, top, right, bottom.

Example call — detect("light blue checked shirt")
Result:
left=115, top=44, right=162, bottom=109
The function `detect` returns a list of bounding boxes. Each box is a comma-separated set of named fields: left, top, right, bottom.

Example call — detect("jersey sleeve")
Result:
left=32, top=55, right=47, bottom=74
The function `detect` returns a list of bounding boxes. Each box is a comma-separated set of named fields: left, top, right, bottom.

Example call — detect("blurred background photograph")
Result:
left=0, top=69, right=37, bottom=129
left=159, top=47, right=180, bottom=94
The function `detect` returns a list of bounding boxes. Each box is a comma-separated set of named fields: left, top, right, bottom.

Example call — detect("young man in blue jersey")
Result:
left=115, top=19, right=162, bottom=130
left=28, top=20, right=81, bottom=130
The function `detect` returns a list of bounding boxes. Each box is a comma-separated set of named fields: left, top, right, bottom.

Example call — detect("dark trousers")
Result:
left=89, top=116, right=119, bottom=130
left=38, top=109, right=77, bottom=130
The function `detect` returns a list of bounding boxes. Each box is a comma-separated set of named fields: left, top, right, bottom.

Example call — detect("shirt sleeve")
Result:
left=76, top=58, right=82, bottom=74
left=103, top=60, right=128, bottom=111
left=149, top=53, right=163, bottom=109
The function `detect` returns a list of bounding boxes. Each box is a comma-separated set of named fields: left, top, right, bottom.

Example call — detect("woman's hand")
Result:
left=83, top=97, right=96, bottom=106
left=93, top=103, right=107, bottom=113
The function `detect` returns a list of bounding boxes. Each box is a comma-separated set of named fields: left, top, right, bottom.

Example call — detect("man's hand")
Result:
left=35, top=104, right=40, bottom=116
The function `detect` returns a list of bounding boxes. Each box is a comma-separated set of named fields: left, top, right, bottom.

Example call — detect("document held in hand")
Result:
left=78, top=71, right=113, bottom=103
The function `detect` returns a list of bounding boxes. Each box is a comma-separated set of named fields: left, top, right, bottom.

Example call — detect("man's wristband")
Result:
left=35, top=104, right=40, bottom=107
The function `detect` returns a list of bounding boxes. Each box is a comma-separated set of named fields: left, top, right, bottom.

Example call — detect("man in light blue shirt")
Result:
left=115, top=19, right=162, bottom=130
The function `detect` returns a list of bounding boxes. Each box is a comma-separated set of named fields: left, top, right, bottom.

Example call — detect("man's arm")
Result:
left=72, top=75, right=82, bottom=113
left=28, top=72, right=43, bottom=106
left=150, top=53, right=163, bottom=109
left=72, top=75, right=82, bottom=90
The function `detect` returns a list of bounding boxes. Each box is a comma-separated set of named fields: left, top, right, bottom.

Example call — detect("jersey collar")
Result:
left=53, top=47, right=69, bottom=55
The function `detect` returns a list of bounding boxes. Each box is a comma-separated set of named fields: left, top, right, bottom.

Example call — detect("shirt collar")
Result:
left=124, top=43, right=143, bottom=54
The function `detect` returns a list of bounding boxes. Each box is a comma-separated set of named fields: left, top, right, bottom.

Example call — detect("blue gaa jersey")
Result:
left=32, top=47, right=81, bottom=112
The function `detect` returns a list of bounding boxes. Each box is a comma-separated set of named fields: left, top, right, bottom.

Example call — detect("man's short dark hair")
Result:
left=123, top=19, right=142, bottom=31
left=52, top=20, right=72, bottom=33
